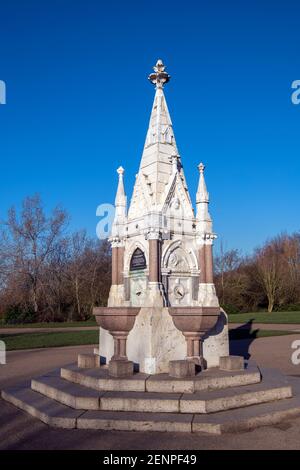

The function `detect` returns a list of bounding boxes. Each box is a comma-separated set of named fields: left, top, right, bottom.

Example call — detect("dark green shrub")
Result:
left=4, top=305, right=37, bottom=324
left=274, top=304, right=300, bottom=312
left=221, top=304, right=240, bottom=315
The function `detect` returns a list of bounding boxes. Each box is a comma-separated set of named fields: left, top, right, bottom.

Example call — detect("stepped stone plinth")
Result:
left=2, top=356, right=300, bottom=434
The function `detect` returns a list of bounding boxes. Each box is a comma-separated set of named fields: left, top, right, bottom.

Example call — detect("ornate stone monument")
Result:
left=3, top=60, right=299, bottom=435
left=94, top=60, right=229, bottom=374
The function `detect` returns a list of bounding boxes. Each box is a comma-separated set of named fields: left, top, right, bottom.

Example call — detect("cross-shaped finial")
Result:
left=198, top=162, right=205, bottom=174
left=148, top=59, right=170, bottom=89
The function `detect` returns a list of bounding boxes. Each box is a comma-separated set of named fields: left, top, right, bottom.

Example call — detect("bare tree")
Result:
left=214, top=245, right=245, bottom=308
left=2, top=194, right=68, bottom=318
left=254, top=241, right=285, bottom=313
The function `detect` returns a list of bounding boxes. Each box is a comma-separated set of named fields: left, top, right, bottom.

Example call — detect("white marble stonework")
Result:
left=99, top=308, right=229, bottom=374
left=99, top=60, right=229, bottom=373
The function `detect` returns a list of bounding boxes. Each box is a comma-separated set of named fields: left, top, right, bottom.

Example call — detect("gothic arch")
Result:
left=124, top=240, right=148, bottom=273
left=162, top=240, right=198, bottom=271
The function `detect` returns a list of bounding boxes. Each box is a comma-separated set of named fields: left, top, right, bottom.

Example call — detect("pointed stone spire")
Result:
left=115, top=166, right=126, bottom=208
left=144, top=59, right=176, bottom=153
left=128, top=59, right=194, bottom=216
left=196, top=163, right=213, bottom=234
left=111, top=166, right=127, bottom=238
left=196, top=163, right=209, bottom=204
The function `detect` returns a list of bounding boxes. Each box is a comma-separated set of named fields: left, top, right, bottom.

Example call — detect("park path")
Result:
left=0, top=326, right=98, bottom=335
left=1, top=323, right=300, bottom=336
left=0, top=344, right=95, bottom=389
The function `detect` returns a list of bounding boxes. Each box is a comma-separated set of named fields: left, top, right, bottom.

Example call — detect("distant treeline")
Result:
left=0, top=195, right=111, bottom=324
left=214, top=234, right=300, bottom=314
left=0, top=195, right=299, bottom=324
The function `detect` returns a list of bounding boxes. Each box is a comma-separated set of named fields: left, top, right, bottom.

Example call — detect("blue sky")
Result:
left=0, top=0, right=299, bottom=255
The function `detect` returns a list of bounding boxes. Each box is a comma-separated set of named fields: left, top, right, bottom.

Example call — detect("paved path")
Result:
left=0, top=326, right=98, bottom=335
left=231, top=333, right=300, bottom=376
left=1, top=337, right=300, bottom=450
left=2, top=323, right=300, bottom=336
left=0, top=344, right=95, bottom=389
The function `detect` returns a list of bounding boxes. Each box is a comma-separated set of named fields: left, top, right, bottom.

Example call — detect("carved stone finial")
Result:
left=198, top=162, right=205, bottom=174
left=117, top=166, right=124, bottom=176
left=148, top=59, right=170, bottom=89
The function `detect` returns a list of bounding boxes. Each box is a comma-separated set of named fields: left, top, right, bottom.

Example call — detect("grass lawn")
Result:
left=0, top=328, right=295, bottom=351
left=228, top=311, right=300, bottom=324
left=0, top=330, right=98, bottom=351
left=0, top=319, right=97, bottom=328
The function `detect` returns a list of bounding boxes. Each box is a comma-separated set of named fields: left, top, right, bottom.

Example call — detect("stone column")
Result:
left=205, top=243, right=214, bottom=284
left=149, top=238, right=160, bottom=282
left=146, top=229, right=163, bottom=307
left=197, top=235, right=218, bottom=307
left=111, top=245, right=118, bottom=286
left=199, top=244, right=206, bottom=283
left=117, top=245, right=125, bottom=285
left=108, top=239, right=125, bottom=307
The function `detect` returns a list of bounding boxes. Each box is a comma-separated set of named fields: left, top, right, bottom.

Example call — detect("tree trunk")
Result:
left=75, top=276, right=81, bottom=317
left=267, top=296, right=274, bottom=313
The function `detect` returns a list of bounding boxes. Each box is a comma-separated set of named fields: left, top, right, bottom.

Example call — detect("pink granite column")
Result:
left=111, top=246, right=118, bottom=286
left=205, top=244, right=214, bottom=283
left=117, top=246, right=124, bottom=285
left=199, top=245, right=206, bottom=283
left=149, top=238, right=160, bottom=283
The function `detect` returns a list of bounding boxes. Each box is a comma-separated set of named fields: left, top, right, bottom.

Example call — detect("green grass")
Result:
left=229, top=328, right=296, bottom=340
left=228, top=311, right=300, bottom=324
left=0, top=327, right=294, bottom=351
left=0, top=330, right=98, bottom=351
left=0, top=319, right=97, bottom=328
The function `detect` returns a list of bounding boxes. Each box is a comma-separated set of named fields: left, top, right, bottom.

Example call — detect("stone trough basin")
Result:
left=93, top=307, right=140, bottom=361
left=168, top=306, right=220, bottom=368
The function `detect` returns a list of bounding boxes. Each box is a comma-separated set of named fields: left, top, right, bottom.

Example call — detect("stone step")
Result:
left=60, top=361, right=261, bottom=394
left=193, top=377, right=300, bottom=434
left=61, top=364, right=149, bottom=392
left=180, top=368, right=292, bottom=414
left=94, top=380, right=291, bottom=414
left=2, top=376, right=300, bottom=433
left=180, top=383, right=291, bottom=414
left=147, top=363, right=261, bottom=393
left=31, top=376, right=103, bottom=410
left=1, top=385, right=83, bottom=429
left=77, top=410, right=194, bottom=432
left=33, top=368, right=291, bottom=414
left=100, top=391, right=181, bottom=413
left=77, top=393, right=300, bottom=433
